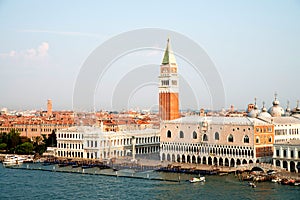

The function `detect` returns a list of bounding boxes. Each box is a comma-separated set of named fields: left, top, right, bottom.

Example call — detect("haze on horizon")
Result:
left=0, top=1, right=299, bottom=112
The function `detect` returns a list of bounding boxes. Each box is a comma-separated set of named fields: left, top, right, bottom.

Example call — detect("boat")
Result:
left=248, top=182, right=256, bottom=188
left=189, top=176, right=205, bottom=183
left=2, top=155, right=24, bottom=167
left=271, top=177, right=281, bottom=183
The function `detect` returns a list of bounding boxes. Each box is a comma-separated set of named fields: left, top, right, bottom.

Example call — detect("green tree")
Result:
left=34, top=143, right=46, bottom=155
left=0, top=143, right=7, bottom=150
left=5, top=129, right=21, bottom=153
left=16, top=142, right=33, bottom=154
left=46, top=130, right=57, bottom=147
left=32, top=135, right=46, bottom=155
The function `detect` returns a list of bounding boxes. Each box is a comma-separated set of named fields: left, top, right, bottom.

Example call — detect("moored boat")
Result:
left=2, top=155, right=24, bottom=167
left=248, top=182, right=256, bottom=188
left=189, top=176, right=205, bottom=183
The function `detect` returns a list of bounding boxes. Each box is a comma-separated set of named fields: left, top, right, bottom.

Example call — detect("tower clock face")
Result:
left=161, top=67, right=169, bottom=73
left=171, top=67, right=177, bottom=73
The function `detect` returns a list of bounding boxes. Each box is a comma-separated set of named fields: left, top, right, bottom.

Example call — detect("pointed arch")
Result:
left=228, top=134, right=234, bottom=142
left=244, top=135, right=249, bottom=143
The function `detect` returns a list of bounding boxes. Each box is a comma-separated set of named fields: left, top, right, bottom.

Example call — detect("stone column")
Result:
left=132, top=136, right=136, bottom=160
left=287, top=161, right=290, bottom=172
left=280, top=160, right=283, bottom=169
left=280, top=147, right=283, bottom=158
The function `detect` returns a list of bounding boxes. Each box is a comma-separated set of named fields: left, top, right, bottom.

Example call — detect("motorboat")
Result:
left=189, top=176, right=205, bottom=183
left=2, top=155, right=24, bottom=167
left=271, top=177, right=281, bottom=183
left=248, top=182, right=256, bottom=188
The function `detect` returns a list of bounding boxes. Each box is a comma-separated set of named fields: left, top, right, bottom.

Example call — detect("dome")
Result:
left=268, top=106, right=284, bottom=117
left=248, top=108, right=259, bottom=118
left=268, top=94, right=285, bottom=117
left=291, top=101, right=300, bottom=115
left=258, top=111, right=271, bottom=118
left=258, top=102, right=271, bottom=118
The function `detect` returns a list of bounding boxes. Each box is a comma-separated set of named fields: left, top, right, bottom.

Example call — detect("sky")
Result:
left=0, top=0, right=300, bottom=111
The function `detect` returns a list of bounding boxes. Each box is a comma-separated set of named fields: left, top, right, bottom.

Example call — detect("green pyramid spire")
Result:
left=162, top=38, right=176, bottom=65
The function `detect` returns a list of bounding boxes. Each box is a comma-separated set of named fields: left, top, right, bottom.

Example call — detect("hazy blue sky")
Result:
left=0, top=0, right=299, bottom=111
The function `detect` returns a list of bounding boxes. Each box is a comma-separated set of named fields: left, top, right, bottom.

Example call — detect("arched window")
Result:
left=228, top=134, right=234, bottom=142
left=256, top=137, right=260, bottom=144
left=203, top=134, right=208, bottom=141
left=179, top=131, right=184, bottom=138
left=215, top=132, right=219, bottom=140
left=244, top=135, right=249, bottom=143
left=167, top=130, right=171, bottom=138
left=193, top=131, right=197, bottom=139
left=268, top=136, right=272, bottom=143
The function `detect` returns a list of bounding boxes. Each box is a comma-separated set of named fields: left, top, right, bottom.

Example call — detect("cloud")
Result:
left=0, top=42, right=49, bottom=59
left=37, top=42, right=49, bottom=57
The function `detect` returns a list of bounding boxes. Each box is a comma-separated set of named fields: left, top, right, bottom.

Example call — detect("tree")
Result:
left=0, top=143, right=7, bottom=151
left=16, top=142, right=33, bottom=154
left=46, top=130, right=57, bottom=147
left=5, top=129, right=21, bottom=153
left=32, top=136, right=46, bottom=155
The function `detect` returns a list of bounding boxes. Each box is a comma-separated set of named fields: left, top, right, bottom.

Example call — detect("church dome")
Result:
left=258, top=102, right=271, bottom=118
left=291, top=100, right=300, bottom=115
left=248, top=108, right=259, bottom=118
left=268, top=94, right=284, bottom=117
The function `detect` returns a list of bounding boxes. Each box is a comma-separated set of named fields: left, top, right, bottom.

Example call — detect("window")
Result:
left=167, top=130, right=172, bottom=138
left=215, top=132, right=219, bottom=140
left=283, top=150, right=287, bottom=157
left=291, top=150, right=294, bottom=158
left=268, top=137, right=272, bottom=143
left=244, top=135, right=249, bottom=143
left=276, top=149, right=279, bottom=157
left=203, top=134, right=208, bottom=141
left=193, top=131, right=197, bottom=139
left=95, top=141, right=97, bottom=147
left=256, top=137, right=260, bottom=144
left=228, top=134, right=234, bottom=142
left=268, top=127, right=272, bottom=132
left=179, top=131, right=184, bottom=138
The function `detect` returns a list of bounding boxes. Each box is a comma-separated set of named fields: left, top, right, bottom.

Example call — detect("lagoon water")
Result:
left=0, top=164, right=299, bottom=200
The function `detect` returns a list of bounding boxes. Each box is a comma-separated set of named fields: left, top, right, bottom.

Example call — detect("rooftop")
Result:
left=167, top=116, right=271, bottom=126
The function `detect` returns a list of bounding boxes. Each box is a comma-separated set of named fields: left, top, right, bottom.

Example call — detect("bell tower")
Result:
left=159, top=38, right=180, bottom=120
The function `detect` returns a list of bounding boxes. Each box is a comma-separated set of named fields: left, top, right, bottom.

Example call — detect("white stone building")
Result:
left=56, top=126, right=160, bottom=160
left=273, top=140, right=300, bottom=173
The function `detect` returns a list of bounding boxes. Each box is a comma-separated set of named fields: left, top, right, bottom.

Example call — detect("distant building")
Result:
left=273, top=140, right=300, bottom=172
left=0, top=111, right=74, bottom=139
left=47, top=99, right=53, bottom=117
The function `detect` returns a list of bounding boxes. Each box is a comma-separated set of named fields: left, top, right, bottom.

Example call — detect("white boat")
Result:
left=248, top=182, right=256, bottom=188
left=271, top=178, right=281, bottom=183
left=2, top=155, right=24, bottom=166
left=189, top=176, right=205, bottom=183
